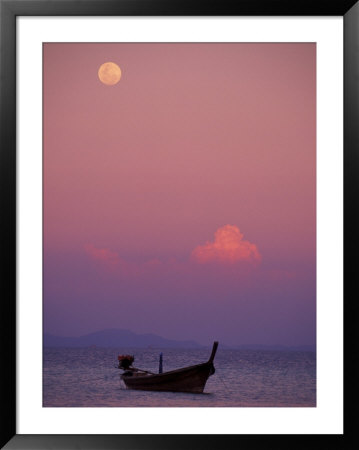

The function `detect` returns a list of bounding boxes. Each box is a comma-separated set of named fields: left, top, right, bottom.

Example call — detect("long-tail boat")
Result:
left=118, top=341, right=218, bottom=393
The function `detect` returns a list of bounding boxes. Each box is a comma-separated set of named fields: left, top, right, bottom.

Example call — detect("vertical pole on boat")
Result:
left=159, top=352, right=163, bottom=373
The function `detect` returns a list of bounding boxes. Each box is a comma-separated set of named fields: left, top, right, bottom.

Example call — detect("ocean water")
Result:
left=43, top=347, right=316, bottom=407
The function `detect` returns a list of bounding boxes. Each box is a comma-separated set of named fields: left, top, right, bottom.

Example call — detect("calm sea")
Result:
left=43, top=347, right=316, bottom=407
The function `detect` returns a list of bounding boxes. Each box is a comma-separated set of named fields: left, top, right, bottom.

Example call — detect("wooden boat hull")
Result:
left=121, top=361, right=215, bottom=393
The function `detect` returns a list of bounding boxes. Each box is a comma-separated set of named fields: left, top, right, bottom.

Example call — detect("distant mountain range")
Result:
left=43, top=328, right=315, bottom=352
left=44, top=328, right=202, bottom=349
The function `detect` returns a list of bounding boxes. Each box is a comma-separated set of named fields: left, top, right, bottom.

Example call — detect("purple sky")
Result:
left=43, top=43, right=316, bottom=347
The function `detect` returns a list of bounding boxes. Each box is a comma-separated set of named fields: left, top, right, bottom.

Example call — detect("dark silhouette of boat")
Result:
left=118, top=341, right=218, bottom=393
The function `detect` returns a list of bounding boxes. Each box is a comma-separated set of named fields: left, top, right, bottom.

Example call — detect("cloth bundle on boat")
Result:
left=118, top=354, right=134, bottom=370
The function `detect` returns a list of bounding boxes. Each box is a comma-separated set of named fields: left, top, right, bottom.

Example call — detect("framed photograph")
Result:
left=1, top=0, right=357, bottom=448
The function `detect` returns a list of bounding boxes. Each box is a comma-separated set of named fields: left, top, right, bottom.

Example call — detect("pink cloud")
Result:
left=84, top=244, right=164, bottom=276
left=84, top=225, right=260, bottom=277
left=84, top=244, right=122, bottom=270
left=191, top=225, right=261, bottom=264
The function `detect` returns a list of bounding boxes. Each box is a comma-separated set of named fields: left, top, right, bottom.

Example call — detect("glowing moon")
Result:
left=98, top=62, right=122, bottom=85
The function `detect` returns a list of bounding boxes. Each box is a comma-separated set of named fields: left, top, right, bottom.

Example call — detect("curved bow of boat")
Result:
left=208, top=341, right=219, bottom=363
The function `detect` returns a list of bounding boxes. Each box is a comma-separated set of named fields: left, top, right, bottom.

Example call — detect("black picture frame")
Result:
left=1, top=1, right=357, bottom=448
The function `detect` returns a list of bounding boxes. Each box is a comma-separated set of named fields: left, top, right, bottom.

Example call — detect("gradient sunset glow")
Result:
left=43, top=43, right=316, bottom=348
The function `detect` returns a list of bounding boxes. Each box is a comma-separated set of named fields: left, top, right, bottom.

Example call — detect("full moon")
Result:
left=98, top=62, right=122, bottom=85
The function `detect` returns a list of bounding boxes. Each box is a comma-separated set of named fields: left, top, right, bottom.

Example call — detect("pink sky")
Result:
left=43, top=43, right=316, bottom=347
